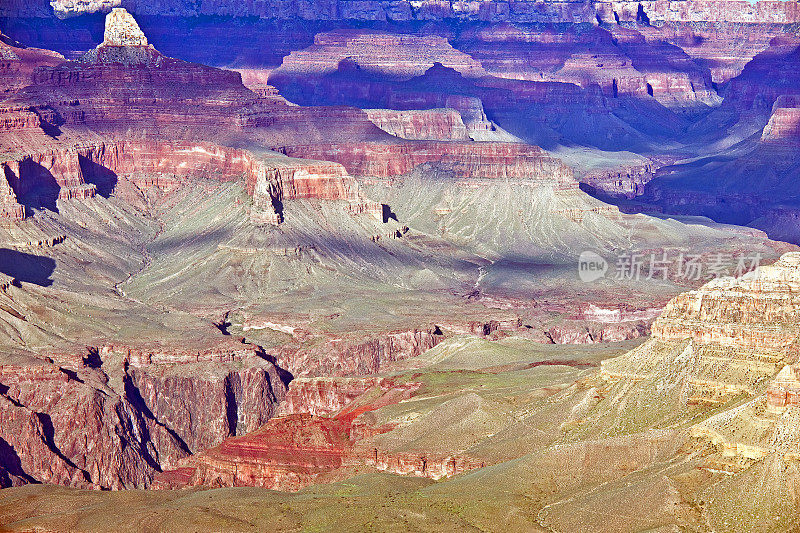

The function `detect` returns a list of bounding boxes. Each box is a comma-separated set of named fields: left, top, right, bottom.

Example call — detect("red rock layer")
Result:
left=276, top=328, right=444, bottom=377
left=0, top=140, right=358, bottom=223
left=277, top=377, right=385, bottom=416
left=279, top=141, right=576, bottom=185
left=4, top=37, right=387, bottom=150
left=766, top=365, right=800, bottom=412
left=0, top=36, right=65, bottom=92
left=0, top=342, right=287, bottom=490
left=18, top=47, right=257, bottom=136
left=1, top=149, right=97, bottom=211
left=0, top=105, right=43, bottom=131
left=156, top=379, right=484, bottom=491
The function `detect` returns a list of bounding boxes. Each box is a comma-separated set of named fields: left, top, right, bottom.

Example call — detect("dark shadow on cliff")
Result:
left=13, top=160, right=61, bottom=214
left=78, top=156, right=118, bottom=198
left=34, top=413, right=92, bottom=483
left=577, top=182, right=663, bottom=216
left=0, top=249, right=56, bottom=287
left=123, top=371, right=192, bottom=457
left=0, top=437, right=38, bottom=487
left=255, top=347, right=294, bottom=388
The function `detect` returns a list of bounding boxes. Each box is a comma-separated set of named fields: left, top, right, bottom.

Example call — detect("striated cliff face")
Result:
left=364, top=108, right=471, bottom=141
left=595, top=253, right=800, bottom=473
left=0, top=342, right=288, bottom=489
left=762, top=94, right=800, bottom=143
left=456, top=24, right=719, bottom=109
left=274, top=29, right=486, bottom=79
left=650, top=252, right=800, bottom=351
left=156, top=378, right=484, bottom=491
left=34, top=0, right=800, bottom=23
left=1, top=149, right=98, bottom=212
left=277, top=328, right=444, bottom=377
left=280, top=141, right=576, bottom=185
left=277, top=377, right=386, bottom=416
left=0, top=139, right=361, bottom=224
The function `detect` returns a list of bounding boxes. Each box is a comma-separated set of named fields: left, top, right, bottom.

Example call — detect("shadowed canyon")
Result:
left=1, top=1, right=800, bottom=531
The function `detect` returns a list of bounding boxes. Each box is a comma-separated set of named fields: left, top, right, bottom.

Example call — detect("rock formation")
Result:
left=2, top=7, right=800, bottom=528
left=34, top=0, right=800, bottom=24
left=102, top=7, right=148, bottom=47
left=597, top=252, right=800, bottom=476
left=0, top=34, right=64, bottom=92
left=456, top=23, right=719, bottom=109
left=280, top=141, right=576, bottom=185
left=273, top=29, right=486, bottom=80
left=761, top=95, right=800, bottom=143
left=0, top=342, right=287, bottom=489
left=364, top=108, right=471, bottom=141
left=0, top=140, right=362, bottom=224
left=155, top=378, right=484, bottom=491
left=276, top=328, right=444, bottom=377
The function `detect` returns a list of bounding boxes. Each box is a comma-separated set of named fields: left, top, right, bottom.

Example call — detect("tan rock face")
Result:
left=598, top=253, right=800, bottom=473
left=364, top=109, right=471, bottom=141
left=651, top=252, right=800, bottom=351
left=102, top=8, right=148, bottom=47
left=762, top=95, right=800, bottom=143
left=602, top=252, right=800, bottom=411
left=766, top=364, right=800, bottom=412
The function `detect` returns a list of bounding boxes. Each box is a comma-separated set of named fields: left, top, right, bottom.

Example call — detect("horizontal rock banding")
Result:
left=36, top=0, right=800, bottom=23
left=278, top=141, right=576, bottom=186
left=0, top=140, right=360, bottom=223
left=156, top=378, right=484, bottom=491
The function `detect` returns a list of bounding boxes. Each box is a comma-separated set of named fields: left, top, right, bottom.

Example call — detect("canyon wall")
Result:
left=24, top=0, right=800, bottom=23
left=156, top=377, right=484, bottom=491
left=0, top=140, right=360, bottom=225
left=650, top=253, right=800, bottom=351
left=364, top=108, right=471, bottom=140
left=277, top=328, right=444, bottom=377
left=276, top=29, right=486, bottom=78
left=279, top=141, right=576, bottom=185
left=762, top=94, right=800, bottom=143
left=0, top=343, right=288, bottom=489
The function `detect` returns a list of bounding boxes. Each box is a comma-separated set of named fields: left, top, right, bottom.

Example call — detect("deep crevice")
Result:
left=123, top=372, right=192, bottom=456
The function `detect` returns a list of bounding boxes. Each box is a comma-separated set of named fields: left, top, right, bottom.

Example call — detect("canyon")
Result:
left=1, top=3, right=800, bottom=532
